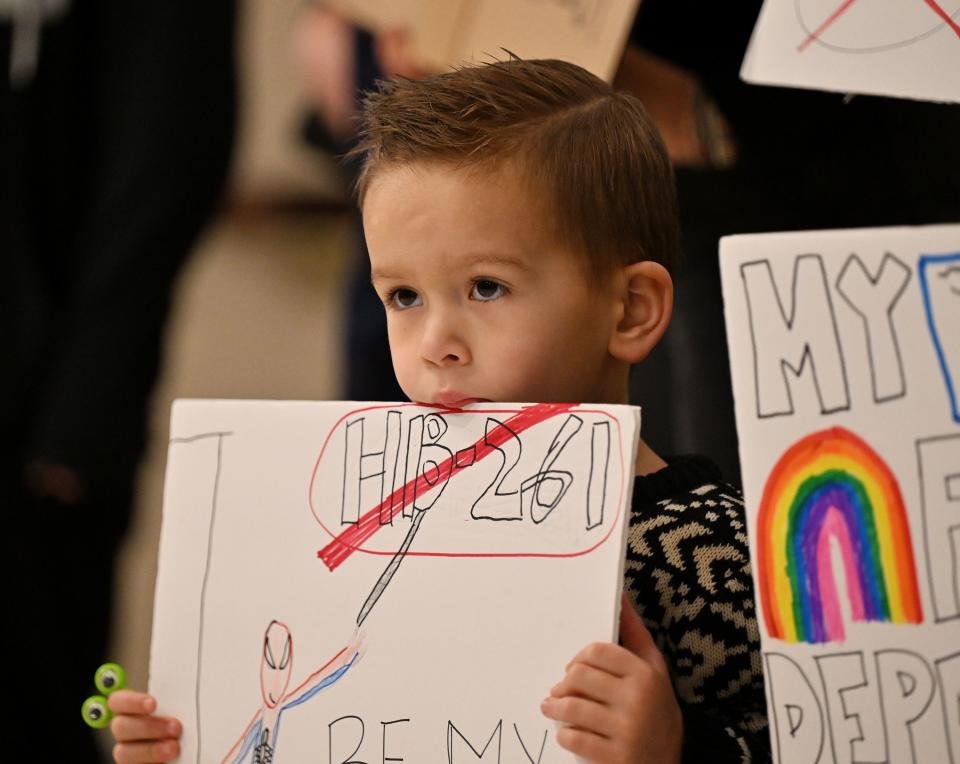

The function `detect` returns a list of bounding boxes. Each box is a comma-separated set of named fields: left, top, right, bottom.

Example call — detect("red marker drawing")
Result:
left=798, top=0, right=960, bottom=52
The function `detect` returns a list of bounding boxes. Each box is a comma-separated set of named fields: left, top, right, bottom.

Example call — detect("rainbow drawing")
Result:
left=757, top=427, right=923, bottom=644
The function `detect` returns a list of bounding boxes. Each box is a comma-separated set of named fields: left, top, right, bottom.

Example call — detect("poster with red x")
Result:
left=741, top=0, right=960, bottom=102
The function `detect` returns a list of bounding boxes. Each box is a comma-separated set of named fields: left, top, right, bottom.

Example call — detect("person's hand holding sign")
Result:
left=541, top=594, right=683, bottom=764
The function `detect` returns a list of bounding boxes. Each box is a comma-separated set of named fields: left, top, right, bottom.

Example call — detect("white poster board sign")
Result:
left=720, top=225, right=960, bottom=764
left=324, top=0, right=640, bottom=82
left=741, top=0, right=960, bottom=103
left=149, top=400, right=639, bottom=763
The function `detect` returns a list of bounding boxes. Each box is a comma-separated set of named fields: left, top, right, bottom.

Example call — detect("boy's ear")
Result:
left=608, top=260, right=673, bottom=365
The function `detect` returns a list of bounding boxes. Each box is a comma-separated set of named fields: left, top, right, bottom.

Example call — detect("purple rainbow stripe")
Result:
left=789, top=475, right=888, bottom=643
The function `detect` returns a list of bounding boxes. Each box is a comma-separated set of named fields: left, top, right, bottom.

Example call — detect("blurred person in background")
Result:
left=1, top=1, right=234, bottom=759
left=295, top=6, right=429, bottom=404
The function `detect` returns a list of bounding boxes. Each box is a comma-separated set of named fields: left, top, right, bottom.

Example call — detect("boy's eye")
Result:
left=388, top=288, right=422, bottom=309
left=471, top=279, right=506, bottom=301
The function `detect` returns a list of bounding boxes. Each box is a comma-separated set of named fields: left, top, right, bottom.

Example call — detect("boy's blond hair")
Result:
left=352, top=56, right=680, bottom=279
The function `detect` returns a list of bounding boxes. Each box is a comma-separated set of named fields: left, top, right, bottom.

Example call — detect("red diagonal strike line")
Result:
left=799, top=0, right=960, bottom=52
left=798, top=0, right=860, bottom=52
left=922, top=0, right=960, bottom=38
left=317, top=402, right=577, bottom=571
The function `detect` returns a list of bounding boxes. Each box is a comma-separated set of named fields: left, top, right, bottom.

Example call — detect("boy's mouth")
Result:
left=429, top=391, right=491, bottom=408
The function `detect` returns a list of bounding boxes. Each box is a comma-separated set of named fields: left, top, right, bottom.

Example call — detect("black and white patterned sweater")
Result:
left=625, top=455, right=771, bottom=763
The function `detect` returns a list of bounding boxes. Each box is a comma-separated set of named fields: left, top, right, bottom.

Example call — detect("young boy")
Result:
left=107, top=58, right=769, bottom=763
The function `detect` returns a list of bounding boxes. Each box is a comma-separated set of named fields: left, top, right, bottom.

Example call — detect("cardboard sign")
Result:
left=741, top=0, right=960, bottom=103
left=720, top=225, right=960, bottom=764
left=149, top=400, right=639, bottom=763
left=324, top=0, right=640, bottom=82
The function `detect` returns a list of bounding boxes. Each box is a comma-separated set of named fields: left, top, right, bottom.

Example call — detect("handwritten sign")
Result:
left=150, top=400, right=639, bottom=763
left=741, top=0, right=960, bottom=103
left=323, top=0, right=640, bottom=82
left=720, top=225, right=960, bottom=764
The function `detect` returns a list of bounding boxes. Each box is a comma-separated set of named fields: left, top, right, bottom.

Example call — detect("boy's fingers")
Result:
left=555, top=725, right=615, bottom=762
left=541, top=695, right=619, bottom=738
left=561, top=600, right=667, bottom=681
left=108, top=690, right=157, bottom=715
left=550, top=662, right=619, bottom=703
left=110, top=714, right=181, bottom=743
left=619, top=593, right=665, bottom=670
left=113, top=739, right=180, bottom=764
left=566, top=641, right=632, bottom=678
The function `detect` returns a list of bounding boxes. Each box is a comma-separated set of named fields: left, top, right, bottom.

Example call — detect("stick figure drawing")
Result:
left=221, top=620, right=362, bottom=763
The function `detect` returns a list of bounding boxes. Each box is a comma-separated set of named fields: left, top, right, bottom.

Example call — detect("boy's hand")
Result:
left=107, top=690, right=182, bottom=764
left=541, top=595, right=683, bottom=764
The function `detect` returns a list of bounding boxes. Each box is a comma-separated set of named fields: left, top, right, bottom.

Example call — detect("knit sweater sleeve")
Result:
left=624, top=480, right=771, bottom=763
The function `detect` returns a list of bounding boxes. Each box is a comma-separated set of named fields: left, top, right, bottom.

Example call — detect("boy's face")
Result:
left=363, top=162, right=626, bottom=406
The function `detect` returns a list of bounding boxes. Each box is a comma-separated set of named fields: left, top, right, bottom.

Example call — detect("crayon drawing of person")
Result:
left=221, top=620, right=361, bottom=764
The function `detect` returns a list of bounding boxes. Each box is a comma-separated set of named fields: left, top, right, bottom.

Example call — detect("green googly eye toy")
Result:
left=95, top=662, right=127, bottom=695
left=82, top=662, right=127, bottom=729
left=81, top=696, right=111, bottom=729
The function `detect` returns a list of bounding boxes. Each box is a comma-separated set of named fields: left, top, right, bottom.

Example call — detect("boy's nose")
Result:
left=419, top=314, right=471, bottom=367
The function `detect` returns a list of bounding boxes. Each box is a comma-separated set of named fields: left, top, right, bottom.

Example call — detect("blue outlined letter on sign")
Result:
left=918, top=253, right=960, bottom=424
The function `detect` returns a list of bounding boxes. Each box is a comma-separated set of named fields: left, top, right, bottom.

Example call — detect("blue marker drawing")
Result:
left=918, top=252, right=960, bottom=423
left=221, top=621, right=362, bottom=764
